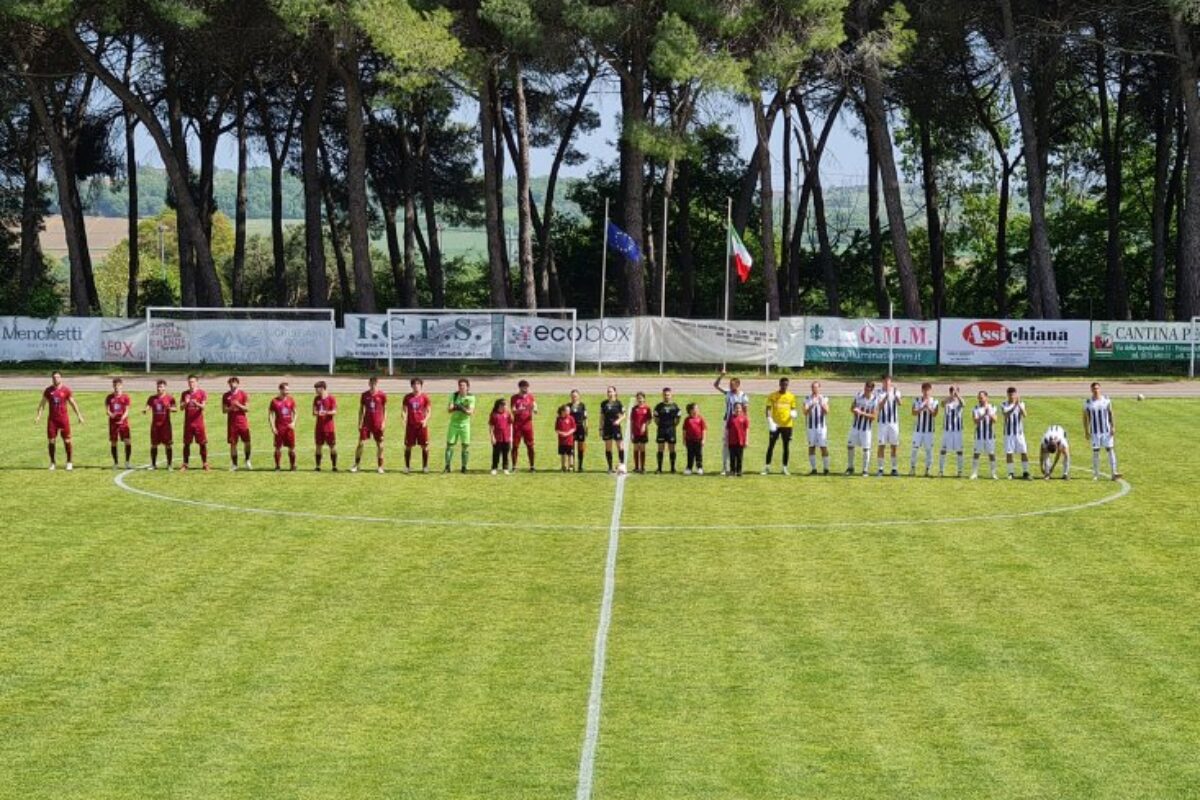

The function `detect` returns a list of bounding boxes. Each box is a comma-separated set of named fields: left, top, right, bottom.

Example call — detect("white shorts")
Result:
left=807, top=428, right=828, bottom=448
left=974, top=438, right=995, bottom=456
left=1091, top=431, right=1114, bottom=449
left=940, top=431, right=963, bottom=452
left=848, top=428, right=873, bottom=449
left=1005, top=435, right=1028, bottom=455
left=877, top=423, right=900, bottom=447
left=911, top=432, right=935, bottom=450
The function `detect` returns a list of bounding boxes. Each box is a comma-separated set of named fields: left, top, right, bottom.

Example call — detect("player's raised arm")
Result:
left=713, top=372, right=726, bottom=393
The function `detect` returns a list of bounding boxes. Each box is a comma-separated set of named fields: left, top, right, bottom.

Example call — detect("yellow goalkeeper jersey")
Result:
left=766, top=390, right=797, bottom=428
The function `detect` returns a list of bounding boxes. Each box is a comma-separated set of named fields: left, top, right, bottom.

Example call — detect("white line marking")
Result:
left=575, top=473, right=625, bottom=800
left=112, top=470, right=1131, bottom=533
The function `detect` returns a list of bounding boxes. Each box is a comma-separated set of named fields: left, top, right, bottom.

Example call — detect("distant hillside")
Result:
left=65, top=167, right=582, bottom=222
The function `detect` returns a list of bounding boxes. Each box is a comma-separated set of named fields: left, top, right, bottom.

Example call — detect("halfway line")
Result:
left=576, top=473, right=626, bottom=800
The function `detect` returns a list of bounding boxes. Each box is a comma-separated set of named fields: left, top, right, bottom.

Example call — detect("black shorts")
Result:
left=602, top=423, right=623, bottom=441
left=656, top=429, right=677, bottom=445
left=632, top=433, right=649, bottom=444
left=558, top=443, right=574, bottom=456
left=573, top=430, right=587, bottom=443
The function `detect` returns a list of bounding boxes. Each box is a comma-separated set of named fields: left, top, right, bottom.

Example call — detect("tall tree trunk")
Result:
left=796, top=97, right=843, bottom=314
left=1097, top=35, right=1130, bottom=319
left=674, top=160, right=696, bottom=316
left=1150, top=71, right=1177, bottom=321
left=998, top=0, right=1060, bottom=319
left=334, top=52, right=377, bottom=312
left=301, top=60, right=330, bottom=308
left=862, top=59, right=921, bottom=318
left=232, top=92, right=248, bottom=307
left=165, top=81, right=196, bottom=307
left=1170, top=10, right=1200, bottom=319
left=617, top=61, right=648, bottom=314
left=1169, top=98, right=1186, bottom=317
left=197, top=123, right=219, bottom=245
left=402, top=194, right=418, bottom=306
left=512, top=64, right=537, bottom=309
left=269, top=152, right=287, bottom=305
left=918, top=118, right=946, bottom=317
left=781, top=104, right=793, bottom=315
left=753, top=97, right=781, bottom=319
left=383, top=202, right=404, bottom=302
left=996, top=161, right=1013, bottom=317
left=18, top=121, right=44, bottom=305
left=866, top=131, right=889, bottom=317
left=122, top=43, right=139, bottom=317
left=320, top=162, right=352, bottom=310
left=480, top=65, right=509, bottom=307
left=416, top=123, right=445, bottom=306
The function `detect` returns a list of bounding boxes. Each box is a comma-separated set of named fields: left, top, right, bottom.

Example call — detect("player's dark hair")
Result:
left=228, top=376, right=239, bottom=385
left=411, top=377, right=422, bottom=387
left=636, top=391, right=646, bottom=399
left=865, top=381, right=875, bottom=391
left=921, top=382, right=932, bottom=391
left=779, top=377, right=789, bottom=385
left=662, top=387, right=671, bottom=393
left=314, top=381, right=327, bottom=390
left=368, top=376, right=379, bottom=386
left=51, top=370, right=62, bottom=379
left=459, top=378, right=470, bottom=388
left=558, top=404, right=570, bottom=414
left=187, top=374, right=198, bottom=381
left=686, top=402, right=697, bottom=413
left=1090, top=381, right=1100, bottom=390
left=518, top=379, right=530, bottom=389
left=156, top=379, right=167, bottom=387
left=491, top=398, right=506, bottom=414
left=979, top=390, right=989, bottom=398
left=607, top=385, right=617, bottom=394
left=1007, top=386, right=1017, bottom=394
left=113, top=377, right=123, bottom=385
left=279, top=382, right=289, bottom=391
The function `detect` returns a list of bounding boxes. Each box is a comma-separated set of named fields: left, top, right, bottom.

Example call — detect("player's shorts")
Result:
left=108, top=421, right=130, bottom=442
left=513, top=422, right=534, bottom=446
left=274, top=428, right=296, bottom=449
left=974, top=438, right=996, bottom=456
left=847, top=428, right=872, bottom=449
left=911, top=432, right=935, bottom=450
left=655, top=428, right=677, bottom=445
left=47, top=418, right=70, bottom=440
left=446, top=423, right=471, bottom=446
left=1005, top=434, right=1028, bottom=455
left=150, top=425, right=173, bottom=447
left=877, top=423, right=900, bottom=447
left=807, top=427, right=828, bottom=448
left=632, top=432, right=648, bottom=445
left=941, top=430, right=963, bottom=452
left=602, top=422, right=623, bottom=442
left=558, top=443, right=573, bottom=456
left=1089, top=431, right=1113, bottom=449
left=359, top=425, right=384, bottom=443
left=574, top=428, right=587, bottom=443
left=405, top=425, right=429, bottom=448
left=183, top=424, right=207, bottom=446
left=227, top=425, right=251, bottom=445
left=315, top=427, right=336, bottom=447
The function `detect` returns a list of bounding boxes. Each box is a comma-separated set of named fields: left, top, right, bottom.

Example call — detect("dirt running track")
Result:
left=1, top=373, right=1197, bottom=398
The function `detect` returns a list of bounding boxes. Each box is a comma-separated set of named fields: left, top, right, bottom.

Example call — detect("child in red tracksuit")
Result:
left=726, top=402, right=749, bottom=477
left=682, top=403, right=707, bottom=475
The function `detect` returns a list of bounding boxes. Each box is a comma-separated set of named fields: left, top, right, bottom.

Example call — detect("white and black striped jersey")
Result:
left=874, top=387, right=903, bottom=425
left=1084, top=396, right=1112, bottom=435
left=912, top=397, right=939, bottom=434
left=943, top=397, right=964, bottom=432
left=851, top=392, right=878, bottom=432
left=804, top=394, right=828, bottom=430
left=1001, top=400, right=1026, bottom=437
left=973, top=403, right=996, bottom=440
left=1043, top=424, right=1068, bottom=447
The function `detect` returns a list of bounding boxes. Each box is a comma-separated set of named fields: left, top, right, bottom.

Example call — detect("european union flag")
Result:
left=606, top=222, right=642, bottom=263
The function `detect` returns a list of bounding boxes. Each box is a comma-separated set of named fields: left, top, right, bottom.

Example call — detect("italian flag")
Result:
left=728, top=223, right=753, bottom=283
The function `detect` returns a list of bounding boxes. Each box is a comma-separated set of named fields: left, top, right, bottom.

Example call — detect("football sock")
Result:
left=669, top=452, right=676, bottom=471
left=1064, top=454, right=1071, bottom=475
left=111, top=445, right=119, bottom=465
left=289, top=451, right=296, bottom=469
left=422, top=449, right=429, bottom=469
left=65, top=442, right=73, bottom=463
left=618, top=448, right=626, bottom=466
left=48, top=442, right=56, bottom=464
left=956, top=453, right=964, bottom=473
left=939, top=451, right=946, bottom=472
left=1092, top=450, right=1101, bottom=475
left=125, top=443, right=132, bottom=463
left=405, top=450, right=412, bottom=469
left=275, top=451, right=281, bottom=468
left=150, top=447, right=157, bottom=468
left=244, top=447, right=251, bottom=463
left=445, top=446, right=453, bottom=470
left=911, top=448, right=918, bottom=472
left=316, top=452, right=323, bottom=468
left=200, top=444, right=208, bottom=464
left=822, top=455, right=830, bottom=471
left=657, top=452, right=663, bottom=471
left=183, top=444, right=191, bottom=465
left=331, top=451, right=338, bottom=468
left=925, top=450, right=933, bottom=471
left=461, top=444, right=469, bottom=470
left=1108, top=449, right=1118, bottom=473
left=606, top=451, right=613, bottom=470
left=165, top=447, right=173, bottom=467
left=890, top=456, right=897, bottom=472
left=809, top=453, right=817, bottom=469
left=847, top=448, right=855, bottom=471
left=231, top=451, right=238, bottom=467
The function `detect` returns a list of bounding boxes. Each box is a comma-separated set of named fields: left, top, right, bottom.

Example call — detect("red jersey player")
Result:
left=35, top=370, right=84, bottom=471
left=510, top=379, right=538, bottom=471
left=105, top=377, right=133, bottom=469
left=312, top=380, right=339, bottom=471
left=142, top=379, right=177, bottom=470
left=554, top=404, right=577, bottom=472
left=269, top=382, right=298, bottom=471
left=629, top=392, right=652, bottom=474
left=180, top=374, right=210, bottom=471
left=353, top=376, right=387, bottom=474
left=402, top=377, right=432, bottom=473
left=222, top=376, right=252, bottom=470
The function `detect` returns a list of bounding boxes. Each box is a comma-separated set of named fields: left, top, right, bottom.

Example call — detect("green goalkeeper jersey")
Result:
left=449, top=393, right=476, bottom=428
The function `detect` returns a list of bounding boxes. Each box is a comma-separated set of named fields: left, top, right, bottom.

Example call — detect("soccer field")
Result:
left=1, top=388, right=1197, bottom=799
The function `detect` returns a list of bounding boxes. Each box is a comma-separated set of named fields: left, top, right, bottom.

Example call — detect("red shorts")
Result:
left=513, top=421, right=535, bottom=446
left=274, top=427, right=296, bottom=449
left=405, top=425, right=429, bottom=448
left=150, top=425, right=173, bottom=446
left=227, top=425, right=251, bottom=445
left=47, top=418, right=70, bottom=440
left=184, top=424, right=207, bottom=446
left=108, top=421, right=130, bottom=441
left=359, top=425, right=384, bottom=443
left=315, top=427, right=337, bottom=447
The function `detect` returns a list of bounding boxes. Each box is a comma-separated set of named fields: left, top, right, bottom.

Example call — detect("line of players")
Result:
left=33, top=370, right=1123, bottom=481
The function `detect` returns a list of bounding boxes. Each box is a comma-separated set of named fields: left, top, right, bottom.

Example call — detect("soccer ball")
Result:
left=617, top=464, right=627, bottom=475
left=1137, top=393, right=1145, bottom=401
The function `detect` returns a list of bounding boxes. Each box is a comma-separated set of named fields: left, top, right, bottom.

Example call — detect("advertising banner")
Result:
left=389, top=313, right=496, bottom=359
left=940, top=318, right=1090, bottom=368
left=1091, top=320, right=1197, bottom=361
left=636, top=318, right=779, bottom=365
left=147, top=319, right=331, bottom=365
left=0, top=316, right=100, bottom=362
left=776, top=317, right=807, bottom=366
left=99, top=318, right=146, bottom=363
left=803, top=316, right=938, bottom=365
left=503, top=316, right=635, bottom=362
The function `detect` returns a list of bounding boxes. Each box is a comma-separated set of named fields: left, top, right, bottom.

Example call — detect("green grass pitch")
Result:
left=0, top=388, right=1197, bottom=799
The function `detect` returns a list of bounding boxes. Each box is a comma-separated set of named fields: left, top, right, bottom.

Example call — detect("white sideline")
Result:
left=575, top=473, right=626, bottom=800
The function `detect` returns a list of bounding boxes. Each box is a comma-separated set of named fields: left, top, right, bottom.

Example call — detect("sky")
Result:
left=135, top=79, right=875, bottom=190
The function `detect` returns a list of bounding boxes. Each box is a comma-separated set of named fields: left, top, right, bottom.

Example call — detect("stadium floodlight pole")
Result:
left=599, top=198, right=609, bottom=374
left=659, top=194, right=668, bottom=375
left=722, top=196, right=732, bottom=373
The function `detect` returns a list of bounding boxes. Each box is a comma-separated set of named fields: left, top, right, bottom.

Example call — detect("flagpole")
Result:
left=659, top=194, right=668, bottom=375
left=723, top=197, right=732, bottom=373
left=599, top=198, right=609, bottom=374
